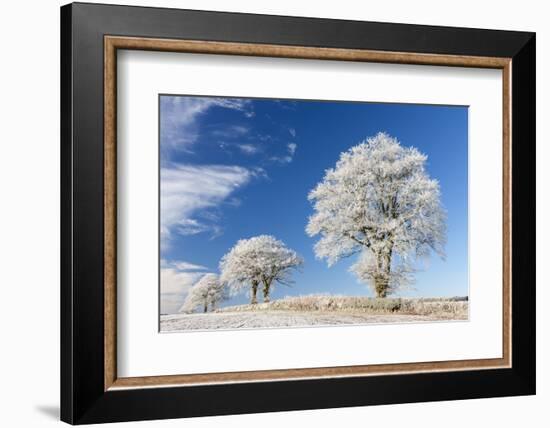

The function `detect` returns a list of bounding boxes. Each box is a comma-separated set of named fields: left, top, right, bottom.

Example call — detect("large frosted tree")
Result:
left=180, top=273, right=226, bottom=313
left=306, top=132, right=446, bottom=298
left=220, top=235, right=303, bottom=304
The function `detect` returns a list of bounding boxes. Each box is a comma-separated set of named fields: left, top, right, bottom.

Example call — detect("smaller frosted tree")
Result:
left=219, top=239, right=263, bottom=304
left=220, top=235, right=303, bottom=304
left=180, top=273, right=226, bottom=313
left=254, top=236, right=303, bottom=302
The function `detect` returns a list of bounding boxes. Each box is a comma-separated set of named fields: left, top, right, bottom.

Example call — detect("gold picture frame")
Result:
left=103, top=36, right=512, bottom=391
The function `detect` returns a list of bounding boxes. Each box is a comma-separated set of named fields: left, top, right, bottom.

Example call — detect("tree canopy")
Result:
left=220, top=235, right=303, bottom=303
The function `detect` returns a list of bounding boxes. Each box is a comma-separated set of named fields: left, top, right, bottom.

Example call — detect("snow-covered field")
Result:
left=160, top=310, right=464, bottom=332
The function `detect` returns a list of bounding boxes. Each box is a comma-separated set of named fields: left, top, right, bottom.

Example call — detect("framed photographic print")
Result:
left=60, top=2, right=536, bottom=424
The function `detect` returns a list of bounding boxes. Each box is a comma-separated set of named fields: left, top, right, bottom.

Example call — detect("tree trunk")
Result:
left=374, top=277, right=388, bottom=298
left=262, top=279, right=272, bottom=303
left=374, top=245, right=393, bottom=298
left=250, top=281, right=258, bottom=305
left=203, top=301, right=208, bottom=313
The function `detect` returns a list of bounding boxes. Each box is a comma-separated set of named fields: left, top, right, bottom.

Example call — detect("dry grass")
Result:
left=218, top=294, right=468, bottom=319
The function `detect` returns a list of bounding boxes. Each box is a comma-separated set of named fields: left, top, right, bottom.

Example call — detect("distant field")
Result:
left=160, top=295, right=468, bottom=332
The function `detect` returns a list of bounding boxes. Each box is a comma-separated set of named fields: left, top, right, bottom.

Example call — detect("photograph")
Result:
left=159, top=95, right=469, bottom=332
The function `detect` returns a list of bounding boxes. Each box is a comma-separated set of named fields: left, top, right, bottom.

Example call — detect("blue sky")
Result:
left=159, top=95, right=468, bottom=314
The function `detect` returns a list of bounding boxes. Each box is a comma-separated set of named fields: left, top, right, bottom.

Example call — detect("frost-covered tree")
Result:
left=180, top=273, right=226, bottom=313
left=306, top=132, right=446, bottom=298
left=219, top=240, right=263, bottom=304
left=220, top=235, right=303, bottom=303
left=254, top=235, right=304, bottom=302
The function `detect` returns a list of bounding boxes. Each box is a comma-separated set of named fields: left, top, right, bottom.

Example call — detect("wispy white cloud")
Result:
left=270, top=143, right=298, bottom=164
left=160, top=293, right=187, bottom=315
left=270, top=155, right=293, bottom=164
left=161, top=268, right=203, bottom=294
left=176, top=218, right=212, bottom=236
left=237, top=143, right=260, bottom=155
left=273, top=99, right=298, bottom=110
left=288, top=128, right=296, bottom=138
left=161, top=259, right=208, bottom=271
left=252, top=166, right=268, bottom=179
left=161, top=164, right=258, bottom=245
left=211, top=125, right=249, bottom=139
left=160, top=259, right=209, bottom=314
left=160, top=97, right=253, bottom=151
left=288, top=143, right=297, bottom=155
left=226, top=197, right=242, bottom=207
left=257, top=134, right=274, bottom=142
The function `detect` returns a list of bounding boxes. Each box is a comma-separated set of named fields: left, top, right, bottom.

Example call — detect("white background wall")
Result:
left=0, top=0, right=545, bottom=426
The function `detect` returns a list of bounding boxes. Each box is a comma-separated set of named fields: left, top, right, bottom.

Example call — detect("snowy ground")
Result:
left=160, top=310, right=463, bottom=332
